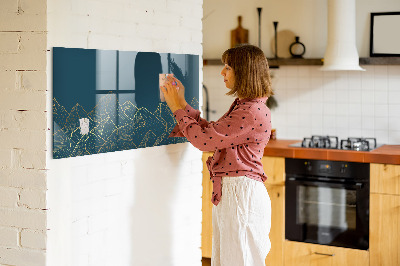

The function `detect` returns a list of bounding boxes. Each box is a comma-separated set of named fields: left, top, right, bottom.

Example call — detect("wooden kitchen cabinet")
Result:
left=370, top=163, right=400, bottom=266
left=264, top=184, right=285, bottom=266
left=370, top=163, right=400, bottom=195
left=202, top=152, right=213, bottom=258
left=284, top=240, right=369, bottom=266
left=370, top=193, right=400, bottom=266
left=261, top=156, right=285, bottom=186
left=262, top=156, right=285, bottom=266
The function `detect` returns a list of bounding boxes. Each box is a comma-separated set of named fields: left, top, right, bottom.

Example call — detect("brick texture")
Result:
left=2, top=0, right=203, bottom=265
left=0, top=187, right=19, bottom=208
left=0, top=227, right=19, bottom=247
left=21, top=229, right=46, bottom=249
left=0, top=247, right=46, bottom=266
left=46, top=0, right=203, bottom=265
left=0, top=0, right=48, bottom=264
left=0, top=208, right=47, bottom=230
left=19, top=189, right=47, bottom=209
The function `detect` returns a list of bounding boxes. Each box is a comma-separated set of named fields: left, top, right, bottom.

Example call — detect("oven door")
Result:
left=285, top=177, right=369, bottom=250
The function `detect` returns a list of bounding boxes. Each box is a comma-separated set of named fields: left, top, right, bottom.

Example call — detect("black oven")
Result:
left=285, top=158, right=369, bottom=250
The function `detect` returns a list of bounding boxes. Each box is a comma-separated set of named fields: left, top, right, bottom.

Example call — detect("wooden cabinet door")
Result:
left=284, top=241, right=369, bottom=266
left=265, top=184, right=285, bottom=266
left=202, top=152, right=213, bottom=258
left=262, top=156, right=285, bottom=186
left=370, top=193, right=400, bottom=266
left=370, top=163, right=400, bottom=195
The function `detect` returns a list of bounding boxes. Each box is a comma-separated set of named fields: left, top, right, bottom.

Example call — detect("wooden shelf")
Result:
left=202, top=59, right=223, bottom=66
left=268, top=58, right=322, bottom=67
left=203, top=57, right=400, bottom=67
left=359, top=57, right=400, bottom=65
left=203, top=58, right=322, bottom=67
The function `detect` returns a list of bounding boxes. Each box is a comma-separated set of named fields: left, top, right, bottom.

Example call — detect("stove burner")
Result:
left=340, top=137, right=377, bottom=151
left=295, top=136, right=379, bottom=151
left=301, top=135, right=339, bottom=149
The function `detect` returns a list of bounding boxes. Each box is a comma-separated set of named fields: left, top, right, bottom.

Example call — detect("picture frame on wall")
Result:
left=370, top=12, right=400, bottom=57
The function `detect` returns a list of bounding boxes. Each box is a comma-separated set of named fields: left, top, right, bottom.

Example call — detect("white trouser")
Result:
left=212, top=176, right=272, bottom=266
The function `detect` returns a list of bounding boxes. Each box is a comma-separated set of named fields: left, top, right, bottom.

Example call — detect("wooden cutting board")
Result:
left=231, top=16, right=249, bottom=48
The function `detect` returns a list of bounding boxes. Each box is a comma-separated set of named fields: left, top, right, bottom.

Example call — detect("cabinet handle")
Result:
left=313, top=252, right=335, bottom=257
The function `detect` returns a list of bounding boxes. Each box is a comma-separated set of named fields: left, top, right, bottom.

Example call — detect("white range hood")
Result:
left=320, top=0, right=365, bottom=71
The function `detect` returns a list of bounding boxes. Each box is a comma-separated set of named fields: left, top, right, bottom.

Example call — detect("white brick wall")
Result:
left=46, top=1, right=203, bottom=266
left=0, top=208, right=46, bottom=230
left=2, top=0, right=203, bottom=264
left=0, top=227, right=19, bottom=247
left=0, top=248, right=46, bottom=266
left=0, top=0, right=48, bottom=265
left=0, top=169, right=47, bottom=189
left=21, top=229, right=47, bottom=250
left=0, top=187, right=19, bottom=208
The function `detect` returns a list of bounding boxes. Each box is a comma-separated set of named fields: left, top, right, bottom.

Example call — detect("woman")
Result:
left=161, top=44, right=273, bottom=266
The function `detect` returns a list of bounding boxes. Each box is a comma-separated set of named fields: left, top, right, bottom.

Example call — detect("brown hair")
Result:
left=221, top=44, right=273, bottom=99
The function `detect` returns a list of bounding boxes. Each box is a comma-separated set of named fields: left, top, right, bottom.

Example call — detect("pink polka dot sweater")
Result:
left=169, top=97, right=272, bottom=206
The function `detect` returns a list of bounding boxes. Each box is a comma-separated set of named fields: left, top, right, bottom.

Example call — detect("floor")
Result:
left=202, top=257, right=211, bottom=266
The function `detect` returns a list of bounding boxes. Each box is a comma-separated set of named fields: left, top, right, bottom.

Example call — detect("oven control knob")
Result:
left=304, top=161, right=312, bottom=171
left=340, top=164, right=347, bottom=174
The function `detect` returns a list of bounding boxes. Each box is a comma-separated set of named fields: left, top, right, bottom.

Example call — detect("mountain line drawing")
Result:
left=53, top=96, right=199, bottom=159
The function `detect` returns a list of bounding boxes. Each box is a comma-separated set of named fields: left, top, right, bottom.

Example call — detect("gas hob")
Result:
left=289, top=135, right=383, bottom=151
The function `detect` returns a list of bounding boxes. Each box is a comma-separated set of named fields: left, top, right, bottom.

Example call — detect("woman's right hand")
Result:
left=168, top=76, right=187, bottom=108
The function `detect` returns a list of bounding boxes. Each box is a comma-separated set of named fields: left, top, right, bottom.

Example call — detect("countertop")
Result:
left=263, top=139, right=400, bottom=165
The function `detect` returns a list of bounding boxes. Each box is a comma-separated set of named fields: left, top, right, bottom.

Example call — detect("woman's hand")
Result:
left=161, top=77, right=185, bottom=113
left=170, top=76, right=187, bottom=108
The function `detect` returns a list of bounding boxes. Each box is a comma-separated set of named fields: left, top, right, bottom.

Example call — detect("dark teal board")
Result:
left=52, top=47, right=199, bottom=159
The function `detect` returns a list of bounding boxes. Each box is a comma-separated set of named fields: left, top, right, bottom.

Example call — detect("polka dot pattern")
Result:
left=169, top=97, right=272, bottom=206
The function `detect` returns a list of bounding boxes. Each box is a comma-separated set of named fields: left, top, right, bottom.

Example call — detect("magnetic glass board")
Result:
left=52, top=47, right=199, bottom=159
